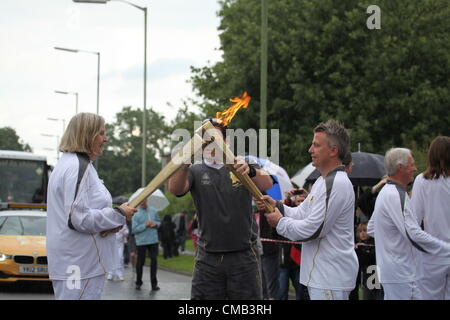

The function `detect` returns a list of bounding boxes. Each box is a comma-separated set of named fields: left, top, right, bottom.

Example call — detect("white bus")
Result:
left=0, top=150, right=50, bottom=205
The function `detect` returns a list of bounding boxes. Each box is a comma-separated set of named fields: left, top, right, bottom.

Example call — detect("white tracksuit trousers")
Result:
left=52, top=274, right=105, bottom=300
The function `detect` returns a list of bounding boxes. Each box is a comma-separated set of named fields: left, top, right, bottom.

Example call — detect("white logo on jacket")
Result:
left=66, top=265, right=81, bottom=290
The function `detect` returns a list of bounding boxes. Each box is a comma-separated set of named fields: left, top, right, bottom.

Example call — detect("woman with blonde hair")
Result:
left=46, top=112, right=136, bottom=300
left=412, top=136, right=450, bottom=299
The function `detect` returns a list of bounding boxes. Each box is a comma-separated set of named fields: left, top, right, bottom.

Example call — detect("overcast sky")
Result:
left=0, top=0, right=222, bottom=165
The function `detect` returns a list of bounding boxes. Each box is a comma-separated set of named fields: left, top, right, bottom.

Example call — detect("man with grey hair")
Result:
left=368, top=148, right=450, bottom=300
left=260, top=120, right=358, bottom=300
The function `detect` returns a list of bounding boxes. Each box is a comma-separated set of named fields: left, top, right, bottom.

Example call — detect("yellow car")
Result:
left=0, top=210, right=49, bottom=283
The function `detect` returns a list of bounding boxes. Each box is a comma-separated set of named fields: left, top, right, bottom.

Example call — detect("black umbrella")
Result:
left=112, top=195, right=129, bottom=204
left=305, top=152, right=386, bottom=186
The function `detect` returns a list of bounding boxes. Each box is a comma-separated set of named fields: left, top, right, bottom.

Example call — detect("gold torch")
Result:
left=100, top=92, right=273, bottom=237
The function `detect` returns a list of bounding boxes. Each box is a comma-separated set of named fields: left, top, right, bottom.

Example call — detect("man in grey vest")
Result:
left=168, top=118, right=272, bottom=299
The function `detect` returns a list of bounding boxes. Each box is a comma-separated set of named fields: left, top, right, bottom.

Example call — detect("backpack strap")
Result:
left=68, top=153, right=90, bottom=231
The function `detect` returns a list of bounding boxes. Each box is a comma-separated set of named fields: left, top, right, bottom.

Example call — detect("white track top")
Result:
left=368, top=181, right=450, bottom=283
left=277, top=166, right=358, bottom=291
left=46, top=153, right=125, bottom=280
left=411, top=173, right=450, bottom=265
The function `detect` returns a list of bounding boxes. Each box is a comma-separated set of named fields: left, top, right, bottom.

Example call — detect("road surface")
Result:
left=0, top=266, right=192, bottom=300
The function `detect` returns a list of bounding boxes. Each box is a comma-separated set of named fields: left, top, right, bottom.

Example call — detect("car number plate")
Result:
left=19, top=266, right=48, bottom=274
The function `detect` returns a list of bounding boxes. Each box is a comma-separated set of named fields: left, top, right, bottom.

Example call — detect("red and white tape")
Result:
left=259, top=238, right=302, bottom=245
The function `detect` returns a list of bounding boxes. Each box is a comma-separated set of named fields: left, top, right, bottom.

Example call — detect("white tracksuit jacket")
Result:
left=411, top=173, right=450, bottom=266
left=276, top=166, right=358, bottom=291
left=46, top=152, right=126, bottom=280
left=368, top=181, right=450, bottom=284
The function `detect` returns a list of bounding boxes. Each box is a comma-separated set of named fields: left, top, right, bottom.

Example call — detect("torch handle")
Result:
left=227, top=165, right=275, bottom=213
left=128, top=131, right=207, bottom=209
left=202, top=125, right=275, bottom=213
left=100, top=122, right=218, bottom=237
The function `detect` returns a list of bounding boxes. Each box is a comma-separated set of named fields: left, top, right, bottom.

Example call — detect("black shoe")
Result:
left=135, top=284, right=141, bottom=290
left=151, top=286, right=160, bottom=291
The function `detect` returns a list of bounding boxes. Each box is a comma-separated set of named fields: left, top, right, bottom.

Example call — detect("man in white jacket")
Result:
left=46, top=113, right=136, bottom=300
left=262, top=120, right=358, bottom=300
left=368, top=147, right=450, bottom=300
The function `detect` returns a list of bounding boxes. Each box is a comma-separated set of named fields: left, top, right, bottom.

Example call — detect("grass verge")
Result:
left=145, top=240, right=195, bottom=275
left=157, top=254, right=195, bottom=275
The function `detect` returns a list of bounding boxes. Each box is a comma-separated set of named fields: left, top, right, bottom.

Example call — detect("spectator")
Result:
left=349, top=177, right=388, bottom=300
left=357, top=176, right=389, bottom=221
left=278, top=188, right=309, bottom=300
left=131, top=189, right=161, bottom=293
left=107, top=223, right=129, bottom=281
left=127, top=218, right=137, bottom=274
left=354, top=222, right=381, bottom=300
left=258, top=204, right=280, bottom=300
left=188, top=214, right=199, bottom=249
left=159, top=214, right=176, bottom=259
left=173, top=210, right=188, bottom=254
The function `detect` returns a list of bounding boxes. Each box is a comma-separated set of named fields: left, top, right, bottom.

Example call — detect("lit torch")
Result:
left=215, top=91, right=251, bottom=126
left=207, top=92, right=274, bottom=212
left=101, top=92, right=272, bottom=237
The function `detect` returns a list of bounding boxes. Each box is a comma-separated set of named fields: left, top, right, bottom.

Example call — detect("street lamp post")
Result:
left=73, top=0, right=148, bottom=187
left=260, top=0, right=268, bottom=157
left=47, top=118, right=66, bottom=136
left=55, top=90, right=78, bottom=114
left=41, top=134, right=60, bottom=160
left=54, top=47, right=100, bottom=115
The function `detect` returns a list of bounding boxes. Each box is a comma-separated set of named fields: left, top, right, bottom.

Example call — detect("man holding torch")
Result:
left=168, top=118, right=273, bottom=300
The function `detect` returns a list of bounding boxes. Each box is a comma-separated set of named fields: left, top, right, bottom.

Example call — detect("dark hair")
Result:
left=342, top=151, right=352, bottom=167
left=314, top=120, right=350, bottom=161
left=202, top=118, right=227, bottom=138
left=423, top=136, right=450, bottom=180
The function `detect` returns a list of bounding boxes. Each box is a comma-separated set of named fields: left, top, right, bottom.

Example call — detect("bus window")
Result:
left=0, top=159, right=47, bottom=203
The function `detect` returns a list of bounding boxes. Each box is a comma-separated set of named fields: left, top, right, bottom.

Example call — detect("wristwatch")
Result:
left=248, top=165, right=257, bottom=178
left=115, top=206, right=126, bottom=217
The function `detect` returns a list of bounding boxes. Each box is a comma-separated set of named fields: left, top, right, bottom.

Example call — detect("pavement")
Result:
left=102, top=265, right=192, bottom=300
left=0, top=265, right=192, bottom=300
left=0, top=249, right=296, bottom=300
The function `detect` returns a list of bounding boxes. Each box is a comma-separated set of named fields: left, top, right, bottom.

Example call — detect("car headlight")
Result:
left=0, top=253, right=13, bottom=262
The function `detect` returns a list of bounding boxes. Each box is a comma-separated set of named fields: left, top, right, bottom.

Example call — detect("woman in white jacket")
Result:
left=46, top=113, right=136, bottom=300
left=412, top=136, right=450, bottom=299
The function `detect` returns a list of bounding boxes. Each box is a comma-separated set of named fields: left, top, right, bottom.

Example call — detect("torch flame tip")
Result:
left=216, top=91, right=251, bottom=127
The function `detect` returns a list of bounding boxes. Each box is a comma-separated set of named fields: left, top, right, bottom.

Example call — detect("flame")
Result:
left=216, top=92, right=251, bottom=126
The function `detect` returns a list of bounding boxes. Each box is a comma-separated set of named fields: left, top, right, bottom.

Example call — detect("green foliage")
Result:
left=191, top=0, right=450, bottom=176
left=159, top=191, right=196, bottom=217
left=0, top=127, right=32, bottom=152
left=98, top=106, right=170, bottom=197
left=153, top=241, right=195, bottom=274
left=88, top=0, right=450, bottom=200
left=167, top=104, right=204, bottom=151
left=410, top=142, right=429, bottom=175
left=96, top=106, right=199, bottom=214
left=169, top=103, right=204, bottom=132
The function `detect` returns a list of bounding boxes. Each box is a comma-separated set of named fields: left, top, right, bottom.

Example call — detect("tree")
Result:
left=159, top=191, right=196, bottom=217
left=98, top=106, right=170, bottom=197
left=191, top=0, right=450, bottom=176
left=0, top=127, right=32, bottom=151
